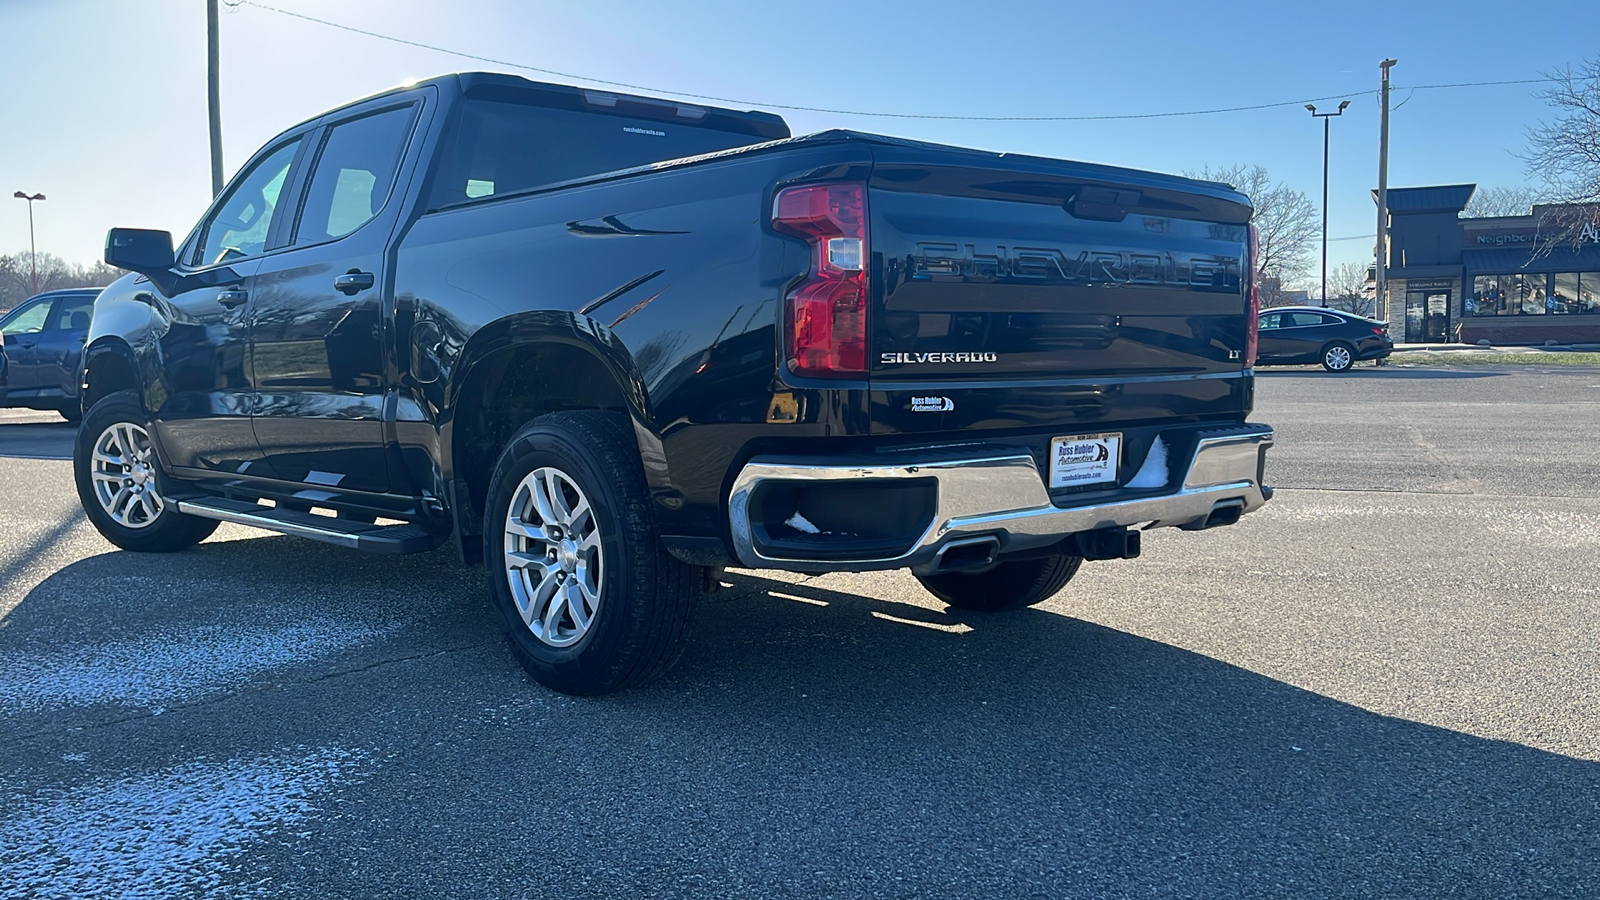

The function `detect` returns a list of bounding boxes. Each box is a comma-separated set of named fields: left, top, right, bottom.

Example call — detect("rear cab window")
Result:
left=427, top=87, right=785, bottom=210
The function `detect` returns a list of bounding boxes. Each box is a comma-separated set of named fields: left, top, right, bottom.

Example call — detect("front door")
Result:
left=0, top=296, right=54, bottom=394
left=33, top=293, right=96, bottom=399
left=153, top=133, right=310, bottom=476
left=1255, top=311, right=1289, bottom=361
left=1424, top=291, right=1450, bottom=342
left=247, top=101, right=421, bottom=494
left=1405, top=291, right=1451, bottom=343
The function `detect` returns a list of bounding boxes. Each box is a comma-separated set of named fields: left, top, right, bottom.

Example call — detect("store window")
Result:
left=1471, top=273, right=1548, bottom=315
left=1553, top=272, right=1600, bottom=314
left=1472, top=275, right=1506, bottom=315
left=1513, top=273, right=1546, bottom=315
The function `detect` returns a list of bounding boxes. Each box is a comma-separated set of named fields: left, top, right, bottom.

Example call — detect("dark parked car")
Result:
left=0, top=288, right=99, bottom=421
left=82, top=73, right=1273, bottom=695
left=1255, top=306, right=1392, bottom=371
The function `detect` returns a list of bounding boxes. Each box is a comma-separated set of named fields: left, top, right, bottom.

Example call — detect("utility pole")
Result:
left=1307, top=100, right=1350, bottom=307
left=12, top=191, right=45, bottom=296
left=1375, top=59, right=1397, bottom=323
left=207, top=0, right=224, bottom=197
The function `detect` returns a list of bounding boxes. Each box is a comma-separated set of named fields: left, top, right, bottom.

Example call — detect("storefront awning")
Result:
left=1462, top=245, right=1600, bottom=274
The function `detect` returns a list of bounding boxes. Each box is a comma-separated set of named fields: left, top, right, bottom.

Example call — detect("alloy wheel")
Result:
left=89, top=421, right=166, bottom=529
left=502, top=466, right=604, bottom=648
left=1325, top=345, right=1353, bottom=370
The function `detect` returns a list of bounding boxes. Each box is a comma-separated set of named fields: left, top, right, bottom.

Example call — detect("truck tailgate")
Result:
left=867, top=150, right=1253, bottom=437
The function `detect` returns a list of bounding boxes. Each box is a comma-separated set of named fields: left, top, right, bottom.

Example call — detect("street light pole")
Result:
left=12, top=191, right=46, bottom=296
left=1306, top=101, right=1350, bottom=308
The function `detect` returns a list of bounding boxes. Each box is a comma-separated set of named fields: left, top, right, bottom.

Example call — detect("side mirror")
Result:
left=105, top=228, right=178, bottom=295
left=105, top=227, right=176, bottom=273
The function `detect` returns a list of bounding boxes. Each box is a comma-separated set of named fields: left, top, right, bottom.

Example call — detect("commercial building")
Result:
left=1379, top=185, right=1600, bottom=344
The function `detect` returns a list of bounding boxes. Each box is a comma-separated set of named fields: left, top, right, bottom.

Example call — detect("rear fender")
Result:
left=440, top=310, right=670, bottom=545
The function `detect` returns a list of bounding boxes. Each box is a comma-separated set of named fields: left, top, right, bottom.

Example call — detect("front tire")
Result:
left=74, top=391, right=219, bottom=552
left=1321, top=342, right=1355, bottom=372
left=917, top=551, right=1083, bottom=612
left=482, top=410, right=698, bottom=695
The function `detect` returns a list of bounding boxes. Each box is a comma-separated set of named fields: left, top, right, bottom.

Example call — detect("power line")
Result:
left=230, top=0, right=1561, bottom=123
left=1405, top=78, right=1560, bottom=91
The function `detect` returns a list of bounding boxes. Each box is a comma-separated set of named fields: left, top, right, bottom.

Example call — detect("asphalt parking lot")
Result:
left=2, top=369, right=1598, bottom=899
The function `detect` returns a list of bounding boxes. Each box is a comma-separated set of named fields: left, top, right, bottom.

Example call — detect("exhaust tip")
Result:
left=931, top=536, right=999, bottom=573
left=1180, top=500, right=1245, bottom=531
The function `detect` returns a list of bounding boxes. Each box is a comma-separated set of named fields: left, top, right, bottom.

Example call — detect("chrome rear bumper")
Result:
left=728, top=425, right=1273, bottom=573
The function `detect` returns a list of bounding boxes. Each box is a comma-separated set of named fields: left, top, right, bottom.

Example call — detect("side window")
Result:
left=196, top=138, right=302, bottom=267
left=1, top=298, right=53, bottom=335
left=50, top=296, right=95, bottom=331
left=1257, top=313, right=1280, bottom=330
left=1318, top=314, right=1344, bottom=326
left=1285, top=313, right=1323, bottom=328
left=295, top=106, right=416, bottom=244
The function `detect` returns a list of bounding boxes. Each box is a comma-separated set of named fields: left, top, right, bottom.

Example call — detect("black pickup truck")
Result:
left=82, top=72, right=1272, bottom=694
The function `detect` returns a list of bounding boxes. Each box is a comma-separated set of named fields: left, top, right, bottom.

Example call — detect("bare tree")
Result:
left=1187, top=164, right=1318, bottom=306
left=1462, top=185, right=1545, bottom=218
left=0, top=252, right=125, bottom=312
left=1323, top=261, right=1375, bottom=316
left=1524, top=58, right=1600, bottom=244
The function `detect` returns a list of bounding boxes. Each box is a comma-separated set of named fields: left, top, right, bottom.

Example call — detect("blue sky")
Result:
left=3, top=0, right=1597, bottom=282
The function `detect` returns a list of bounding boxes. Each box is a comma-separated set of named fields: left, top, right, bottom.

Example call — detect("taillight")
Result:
left=771, top=181, right=868, bottom=377
left=1244, top=222, right=1260, bottom=368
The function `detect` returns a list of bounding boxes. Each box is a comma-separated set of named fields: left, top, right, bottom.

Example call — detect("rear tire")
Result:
left=74, top=390, right=219, bottom=552
left=482, top=410, right=699, bottom=695
left=1321, top=342, right=1355, bottom=372
left=917, top=551, right=1082, bottom=612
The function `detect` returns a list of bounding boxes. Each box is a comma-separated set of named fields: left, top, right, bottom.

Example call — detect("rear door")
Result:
left=246, top=98, right=423, bottom=494
left=1279, top=311, right=1334, bottom=360
left=866, top=150, right=1253, bottom=438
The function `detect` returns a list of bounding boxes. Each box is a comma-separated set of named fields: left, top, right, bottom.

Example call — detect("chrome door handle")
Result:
left=334, top=270, right=375, bottom=295
left=216, top=288, right=248, bottom=309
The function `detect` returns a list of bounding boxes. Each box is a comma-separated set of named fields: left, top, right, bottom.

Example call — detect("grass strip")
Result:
left=1390, top=351, right=1600, bottom=367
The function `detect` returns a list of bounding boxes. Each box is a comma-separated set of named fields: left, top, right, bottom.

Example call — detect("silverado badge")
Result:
left=880, top=352, right=999, bottom=364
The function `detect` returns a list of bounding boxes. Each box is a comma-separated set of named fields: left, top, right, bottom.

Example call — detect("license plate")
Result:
left=1048, top=432, right=1121, bottom=489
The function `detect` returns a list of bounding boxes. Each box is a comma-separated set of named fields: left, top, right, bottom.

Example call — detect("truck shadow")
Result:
left=0, top=419, right=76, bottom=460
left=652, top=571, right=1600, bottom=896
left=2, top=541, right=1595, bottom=896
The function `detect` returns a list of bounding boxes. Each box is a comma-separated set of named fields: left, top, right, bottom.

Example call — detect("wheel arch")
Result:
left=441, top=311, right=659, bottom=562
left=79, top=337, right=146, bottom=415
